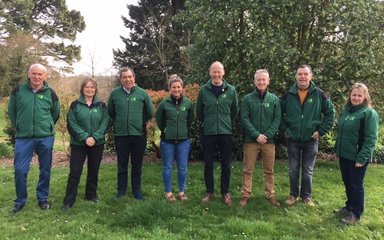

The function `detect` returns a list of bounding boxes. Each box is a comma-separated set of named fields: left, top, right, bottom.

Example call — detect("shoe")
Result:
left=61, top=204, right=72, bottom=211
left=133, top=191, right=144, bottom=200
left=239, top=196, right=250, bottom=206
left=38, top=201, right=51, bottom=210
left=177, top=193, right=188, bottom=201
left=202, top=193, right=213, bottom=203
left=303, top=198, right=315, bottom=207
left=115, top=192, right=124, bottom=199
left=10, top=204, right=25, bottom=213
left=223, top=193, right=232, bottom=205
left=267, top=196, right=281, bottom=207
left=285, top=195, right=298, bottom=206
left=342, top=213, right=360, bottom=225
left=86, top=197, right=99, bottom=203
left=333, top=207, right=351, bottom=217
left=165, top=193, right=176, bottom=202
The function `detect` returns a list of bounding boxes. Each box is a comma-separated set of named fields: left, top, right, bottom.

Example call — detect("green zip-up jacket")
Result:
left=155, top=95, right=194, bottom=142
left=196, top=80, right=238, bottom=135
left=107, top=85, right=154, bottom=136
left=67, top=95, right=109, bottom=146
left=335, top=103, right=379, bottom=164
left=280, top=81, right=335, bottom=142
left=241, top=89, right=281, bottom=143
left=8, top=79, right=60, bottom=138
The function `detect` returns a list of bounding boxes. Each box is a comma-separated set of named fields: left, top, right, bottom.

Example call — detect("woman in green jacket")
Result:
left=62, top=78, right=109, bottom=210
left=155, top=74, right=194, bottom=201
left=334, top=83, right=379, bottom=224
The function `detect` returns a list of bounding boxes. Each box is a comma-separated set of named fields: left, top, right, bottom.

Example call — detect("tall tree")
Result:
left=180, top=0, right=384, bottom=114
left=113, top=0, right=187, bottom=90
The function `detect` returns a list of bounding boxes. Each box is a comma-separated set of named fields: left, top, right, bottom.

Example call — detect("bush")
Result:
left=0, top=142, right=13, bottom=157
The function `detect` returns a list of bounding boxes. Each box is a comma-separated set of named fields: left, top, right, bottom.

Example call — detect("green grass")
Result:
left=0, top=101, right=7, bottom=138
left=0, top=160, right=383, bottom=239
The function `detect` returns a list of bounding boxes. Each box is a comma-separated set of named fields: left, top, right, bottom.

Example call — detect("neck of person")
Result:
left=85, top=96, right=93, bottom=106
left=31, top=84, right=43, bottom=91
left=211, top=80, right=223, bottom=86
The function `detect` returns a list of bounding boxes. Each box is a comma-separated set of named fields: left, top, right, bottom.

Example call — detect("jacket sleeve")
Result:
left=240, top=97, right=260, bottom=140
left=187, top=101, right=194, bottom=130
left=67, top=102, right=89, bottom=143
left=318, top=97, right=335, bottom=136
left=155, top=101, right=165, bottom=132
left=196, top=89, right=203, bottom=123
left=264, top=97, right=281, bottom=140
left=145, top=92, right=154, bottom=121
left=92, top=103, right=109, bottom=143
left=231, top=88, right=239, bottom=122
left=107, top=93, right=116, bottom=120
left=50, top=89, right=60, bottom=124
left=356, top=109, right=379, bottom=164
left=279, top=96, right=287, bottom=133
left=7, top=90, right=17, bottom=127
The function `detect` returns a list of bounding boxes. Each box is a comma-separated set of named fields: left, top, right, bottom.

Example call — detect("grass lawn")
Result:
left=0, top=160, right=383, bottom=239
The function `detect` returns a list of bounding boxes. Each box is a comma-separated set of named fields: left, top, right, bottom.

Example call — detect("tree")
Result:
left=180, top=0, right=384, bottom=115
left=0, top=0, right=86, bottom=65
left=113, top=0, right=187, bottom=90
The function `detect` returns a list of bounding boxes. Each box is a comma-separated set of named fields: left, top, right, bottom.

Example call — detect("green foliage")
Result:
left=0, top=142, right=13, bottom=157
left=0, top=161, right=384, bottom=239
left=113, top=0, right=188, bottom=90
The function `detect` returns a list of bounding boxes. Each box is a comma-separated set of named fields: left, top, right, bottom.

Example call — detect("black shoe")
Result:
left=38, top=201, right=51, bottom=210
left=10, top=204, right=25, bottom=213
left=133, top=191, right=143, bottom=200
left=61, top=204, right=72, bottom=211
left=86, top=197, right=99, bottom=203
left=115, top=192, right=124, bottom=199
left=333, top=207, right=351, bottom=217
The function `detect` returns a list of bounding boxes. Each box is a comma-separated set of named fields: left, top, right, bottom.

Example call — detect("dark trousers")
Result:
left=202, top=135, right=233, bottom=194
left=115, top=136, right=147, bottom=195
left=63, top=144, right=104, bottom=205
left=339, top=157, right=368, bottom=219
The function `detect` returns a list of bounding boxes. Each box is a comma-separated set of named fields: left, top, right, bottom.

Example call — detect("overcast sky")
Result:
left=65, top=0, right=138, bottom=75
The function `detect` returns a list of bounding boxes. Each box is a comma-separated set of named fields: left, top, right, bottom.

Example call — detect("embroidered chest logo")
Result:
left=307, top=98, right=313, bottom=103
left=263, top=103, right=270, bottom=108
left=37, top=94, right=44, bottom=99
left=129, top=97, right=137, bottom=101
left=221, top=94, right=227, bottom=98
left=179, top=106, right=186, bottom=111
left=92, top=108, right=98, bottom=113
left=348, top=116, right=355, bottom=121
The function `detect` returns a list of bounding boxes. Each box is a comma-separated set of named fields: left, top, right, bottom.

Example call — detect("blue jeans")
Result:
left=339, top=157, right=368, bottom=219
left=160, top=139, right=191, bottom=193
left=287, top=139, right=318, bottom=199
left=202, top=135, right=233, bottom=194
left=14, top=136, right=54, bottom=205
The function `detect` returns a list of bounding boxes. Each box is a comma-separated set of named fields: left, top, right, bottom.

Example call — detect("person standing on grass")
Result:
left=280, top=64, right=335, bottom=207
left=196, top=61, right=239, bottom=205
left=108, top=67, right=154, bottom=200
left=239, top=69, right=281, bottom=207
left=62, top=78, right=109, bottom=211
left=334, top=83, right=379, bottom=225
left=155, top=74, right=194, bottom=202
left=7, top=63, right=60, bottom=213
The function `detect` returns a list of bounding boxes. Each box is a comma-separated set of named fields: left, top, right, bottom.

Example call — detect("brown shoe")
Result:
left=239, top=196, right=249, bottom=206
left=177, top=193, right=188, bottom=201
left=303, top=198, right=315, bottom=207
left=342, top=213, right=360, bottom=225
left=285, top=195, right=298, bottom=206
left=202, top=193, right=213, bottom=203
left=267, top=196, right=281, bottom=207
left=165, top=193, right=176, bottom=202
left=223, top=193, right=232, bottom=205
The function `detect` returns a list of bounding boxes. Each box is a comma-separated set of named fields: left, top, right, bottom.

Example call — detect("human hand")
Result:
left=311, top=131, right=319, bottom=140
left=355, top=162, right=364, bottom=168
left=86, top=137, right=96, bottom=147
left=257, top=134, right=267, bottom=144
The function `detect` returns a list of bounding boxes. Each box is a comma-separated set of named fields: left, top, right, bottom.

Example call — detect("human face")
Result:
left=209, top=62, right=225, bottom=86
left=170, top=81, right=183, bottom=99
left=120, top=70, right=135, bottom=90
left=83, top=81, right=96, bottom=99
left=254, top=72, right=270, bottom=93
left=295, top=67, right=312, bottom=89
left=350, top=88, right=365, bottom=106
left=28, top=65, right=47, bottom=90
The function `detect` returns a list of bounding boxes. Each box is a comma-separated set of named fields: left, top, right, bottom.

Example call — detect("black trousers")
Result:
left=115, top=136, right=147, bottom=195
left=63, top=144, right=104, bottom=205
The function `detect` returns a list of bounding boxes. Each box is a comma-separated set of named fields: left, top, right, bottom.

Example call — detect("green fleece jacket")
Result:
left=196, top=80, right=238, bottom=135
left=241, top=90, right=281, bottom=143
left=107, top=85, right=154, bottom=136
left=8, top=79, right=60, bottom=138
left=67, top=95, right=109, bottom=145
left=280, top=81, right=335, bottom=141
left=335, top=103, right=379, bottom=164
left=155, top=95, right=194, bottom=141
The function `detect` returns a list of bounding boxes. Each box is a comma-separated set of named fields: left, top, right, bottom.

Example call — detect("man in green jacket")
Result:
left=8, top=63, right=60, bottom=213
left=108, top=67, right=154, bottom=200
left=196, top=61, right=238, bottom=205
left=239, top=69, right=281, bottom=207
left=280, top=64, right=335, bottom=206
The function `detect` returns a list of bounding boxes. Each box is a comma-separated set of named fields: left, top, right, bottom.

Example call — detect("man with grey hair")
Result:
left=8, top=63, right=60, bottom=213
left=239, top=69, right=281, bottom=207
